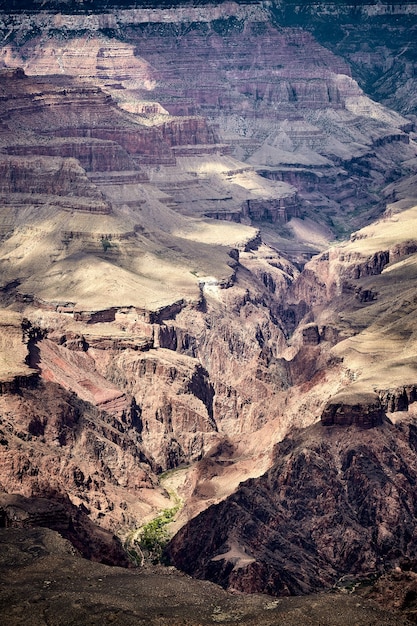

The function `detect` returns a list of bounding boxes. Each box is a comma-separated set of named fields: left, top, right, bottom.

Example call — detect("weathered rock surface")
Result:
left=164, top=180, right=417, bottom=595
left=321, top=390, right=384, bottom=428
left=1, top=2, right=417, bottom=617
left=0, top=493, right=129, bottom=566
left=1, top=4, right=416, bottom=256
left=167, top=418, right=417, bottom=596
left=0, top=526, right=410, bottom=626
left=0, top=370, right=171, bottom=535
left=285, top=2, right=417, bottom=118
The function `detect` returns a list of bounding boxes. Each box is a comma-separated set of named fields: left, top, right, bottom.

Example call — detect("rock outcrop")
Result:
left=0, top=154, right=111, bottom=213
left=0, top=493, right=129, bottom=566
left=167, top=419, right=417, bottom=596
left=0, top=367, right=166, bottom=534
left=321, top=390, right=384, bottom=428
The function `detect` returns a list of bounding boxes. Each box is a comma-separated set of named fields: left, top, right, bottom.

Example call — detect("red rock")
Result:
left=321, top=391, right=384, bottom=428
left=0, top=493, right=129, bottom=566
left=167, top=420, right=417, bottom=595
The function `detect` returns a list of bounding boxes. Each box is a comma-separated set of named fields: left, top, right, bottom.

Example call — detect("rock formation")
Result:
left=167, top=417, right=417, bottom=596
left=0, top=3, right=414, bottom=252
left=0, top=493, right=129, bottom=565
left=280, top=2, right=417, bottom=118
left=0, top=2, right=417, bottom=620
left=0, top=526, right=409, bottom=626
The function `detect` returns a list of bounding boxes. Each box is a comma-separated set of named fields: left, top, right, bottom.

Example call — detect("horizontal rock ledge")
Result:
left=321, top=390, right=384, bottom=428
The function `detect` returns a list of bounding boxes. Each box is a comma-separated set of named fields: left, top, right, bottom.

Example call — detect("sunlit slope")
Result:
left=0, top=197, right=257, bottom=311
left=322, top=202, right=417, bottom=400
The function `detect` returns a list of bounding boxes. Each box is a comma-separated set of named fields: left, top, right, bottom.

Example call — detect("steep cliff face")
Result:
left=166, top=185, right=417, bottom=595
left=0, top=493, right=129, bottom=565
left=0, top=4, right=415, bottom=252
left=167, top=418, right=417, bottom=595
left=273, top=2, right=417, bottom=118
left=0, top=373, right=166, bottom=533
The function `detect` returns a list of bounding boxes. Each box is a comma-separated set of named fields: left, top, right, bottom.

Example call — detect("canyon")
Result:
left=1, top=1, right=417, bottom=624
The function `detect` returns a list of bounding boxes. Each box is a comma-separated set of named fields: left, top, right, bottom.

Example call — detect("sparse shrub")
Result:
left=101, top=237, right=112, bottom=252
left=211, top=16, right=244, bottom=36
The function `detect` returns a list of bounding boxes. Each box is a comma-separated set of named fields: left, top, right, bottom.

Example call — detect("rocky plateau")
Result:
left=1, top=1, right=417, bottom=624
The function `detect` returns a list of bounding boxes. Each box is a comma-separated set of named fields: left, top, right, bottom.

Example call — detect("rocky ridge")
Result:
left=167, top=415, right=417, bottom=596
left=164, top=175, right=417, bottom=595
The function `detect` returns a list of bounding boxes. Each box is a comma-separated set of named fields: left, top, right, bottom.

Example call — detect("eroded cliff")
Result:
left=167, top=416, right=417, bottom=596
left=0, top=3, right=417, bottom=618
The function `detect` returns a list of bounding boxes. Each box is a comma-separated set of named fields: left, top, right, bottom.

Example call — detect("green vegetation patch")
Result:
left=137, top=503, right=180, bottom=565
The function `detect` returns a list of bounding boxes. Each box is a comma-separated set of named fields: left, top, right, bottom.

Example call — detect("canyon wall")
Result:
left=167, top=417, right=417, bottom=595
left=0, top=3, right=414, bottom=249
left=0, top=2, right=417, bottom=607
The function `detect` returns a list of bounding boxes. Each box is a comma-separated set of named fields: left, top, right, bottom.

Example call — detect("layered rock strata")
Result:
left=0, top=2, right=417, bottom=599
left=1, top=7, right=415, bottom=253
